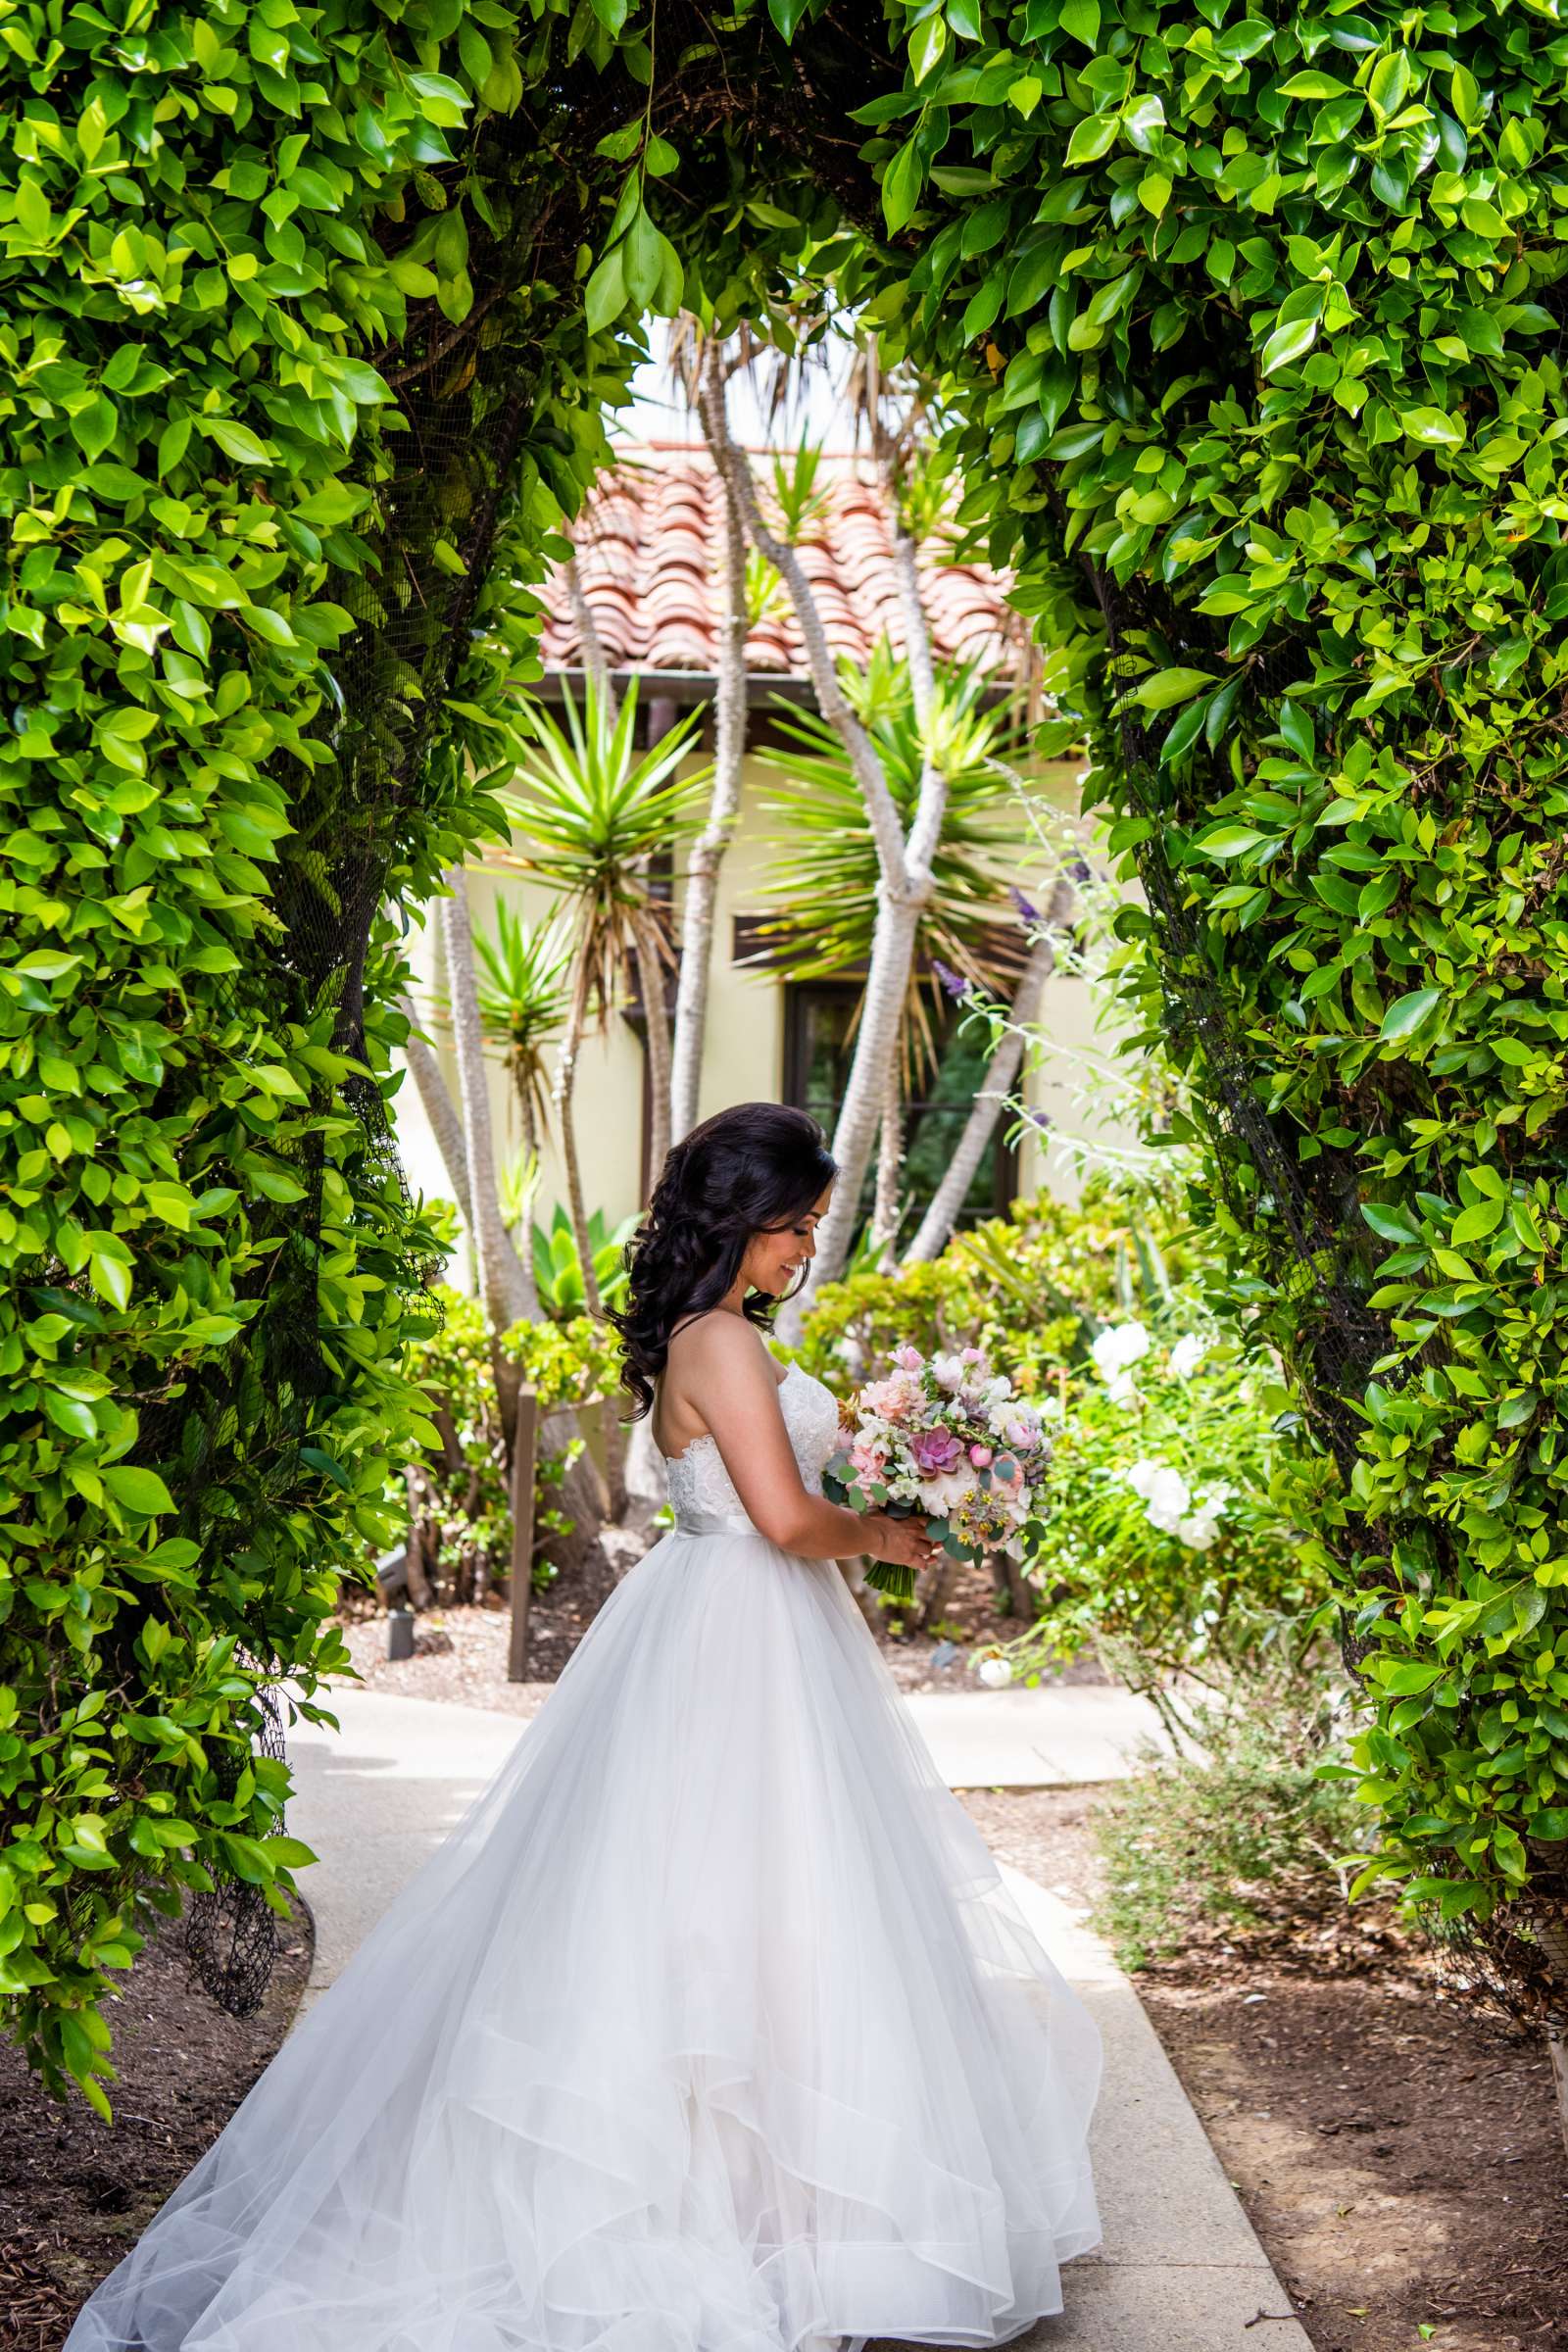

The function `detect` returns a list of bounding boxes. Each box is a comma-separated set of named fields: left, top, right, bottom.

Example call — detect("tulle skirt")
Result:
left=64, top=1515, right=1102, bottom=2351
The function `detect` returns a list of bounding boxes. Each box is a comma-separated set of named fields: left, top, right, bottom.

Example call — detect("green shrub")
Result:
left=1022, top=1316, right=1329, bottom=1673
left=400, top=1287, right=615, bottom=1603
left=794, top=1178, right=1199, bottom=1399
left=1092, top=1659, right=1363, bottom=1973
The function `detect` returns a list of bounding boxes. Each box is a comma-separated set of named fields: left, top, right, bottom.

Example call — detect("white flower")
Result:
left=985, top=1372, right=1014, bottom=1401
left=976, top=1652, right=1013, bottom=1689
left=1168, top=1334, right=1205, bottom=1381
left=929, top=1351, right=965, bottom=1393
left=920, top=1467, right=979, bottom=1517
left=1104, top=1369, right=1141, bottom=1408
left=1091, top=1321, right=1151, bottom=1382
left=1125, top=1457, right=1161, bottom=1499
left=1177, top=1512, right=1220, bottom=1551
left=1143, top=1465, right=1192, bottom=1534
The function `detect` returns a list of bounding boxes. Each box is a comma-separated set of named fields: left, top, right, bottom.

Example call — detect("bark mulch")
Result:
left=331, top=1540, right=1103, bottom=1710
left=956, top=1787, right=1568, bottom=2352
left=0, top=1894, right=313, bottom=2352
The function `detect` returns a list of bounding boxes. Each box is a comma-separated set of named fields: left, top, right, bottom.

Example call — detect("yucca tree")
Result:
left=497, top=675, right=710, bottom=1327
left=471, top=900, right=572, bottom=1173
left=753, top=646, right=1041, bottom=1250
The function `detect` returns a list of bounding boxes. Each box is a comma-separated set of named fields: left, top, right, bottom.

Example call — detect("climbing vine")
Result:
left=5, top=0, right=1568, bottom=2106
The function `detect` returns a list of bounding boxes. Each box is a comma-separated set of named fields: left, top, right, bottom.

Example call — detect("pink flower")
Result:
left=893, top=1345, right=923, bottom=1372
left=969, top=1443, right=993, bottom=1467
left=860, top=1376, right=914, bottom=1425
left=961, top=1347, right=985, bottom=1365
left=911, top=1426, right=963, bottom=1475
left=991, top=1453, right=1022, bottom=1486
left=851, top=1438, right=889, bottom=1478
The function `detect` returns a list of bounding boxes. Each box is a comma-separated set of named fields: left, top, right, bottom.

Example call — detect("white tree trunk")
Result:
left=631, top=905, right=673, bottom=1195
left=398, top=992, right=470, bottom=1215
left=564, top=554, right=619, bottom=727
left=436, top=875, right=537, bottom=1328
left=779, top=889, right=923, bottom=1340
left=702, top=367, right=937, bottom=1318
left=903, top=879, right=1075, bottom=1264
left=671, top=347, right=748, bottom=1146
left=553, top=938, right=627, bottom=1515
left=870, top=1048, right=905, bottom=1260
left=700, top=368, right=908, bottom=894
left=891, top=522, right=937, bottom=733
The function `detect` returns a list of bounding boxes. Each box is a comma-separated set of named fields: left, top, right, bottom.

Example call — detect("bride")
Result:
left=66, top=1102, right=1102, bottom=2352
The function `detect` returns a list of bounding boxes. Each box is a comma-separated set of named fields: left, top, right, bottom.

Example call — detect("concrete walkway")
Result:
left=284, top=1683, right=1307, bottom=2351
left=905, top=1682, right=1177, bottom=1789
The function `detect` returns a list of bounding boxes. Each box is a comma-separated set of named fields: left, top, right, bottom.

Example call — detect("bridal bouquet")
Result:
left=824, top=1345, right=1051, bottom=1606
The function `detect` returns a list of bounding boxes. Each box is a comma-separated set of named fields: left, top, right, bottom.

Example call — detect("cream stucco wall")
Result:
left=391, top=743, right=1139, bottom=1285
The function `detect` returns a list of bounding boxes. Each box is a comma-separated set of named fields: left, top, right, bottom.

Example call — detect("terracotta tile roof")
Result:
left=538, top=441, right=1027, bottom=683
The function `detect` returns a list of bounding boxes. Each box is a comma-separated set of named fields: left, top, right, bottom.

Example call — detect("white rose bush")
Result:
left=1014, top=1319, right=1325, bottom=1678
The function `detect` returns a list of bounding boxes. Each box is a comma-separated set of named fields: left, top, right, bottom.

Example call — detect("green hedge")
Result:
left=893, top=0, right=1568, bottom=1936
left=7, top=0, right=1567, bottom=2106
left=0, top=0, right=628, bottom=2111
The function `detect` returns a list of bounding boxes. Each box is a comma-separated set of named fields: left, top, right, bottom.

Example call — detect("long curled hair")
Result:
left=609, top=1102, right=837, bottom=1419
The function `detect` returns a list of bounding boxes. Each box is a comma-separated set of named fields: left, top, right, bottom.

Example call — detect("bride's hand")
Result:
left=867, top=1512, right=943, bottom=1573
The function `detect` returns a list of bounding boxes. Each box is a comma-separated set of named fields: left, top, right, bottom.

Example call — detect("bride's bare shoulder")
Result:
left=666, top=1310, right=781, bottom=1388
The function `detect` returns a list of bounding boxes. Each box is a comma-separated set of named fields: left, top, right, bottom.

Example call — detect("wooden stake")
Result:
left=507, top=1385, right=540, bottom=1684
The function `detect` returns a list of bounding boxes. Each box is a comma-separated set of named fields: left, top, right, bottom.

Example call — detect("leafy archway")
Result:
left=6, top=0, right=1568, bottom=2105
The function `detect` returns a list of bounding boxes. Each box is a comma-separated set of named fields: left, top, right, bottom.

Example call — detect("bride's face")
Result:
left=742, top=1181, right=834, bottom=1298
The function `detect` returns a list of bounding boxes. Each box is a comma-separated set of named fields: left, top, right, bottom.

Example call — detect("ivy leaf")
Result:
left=1361, top=1203, right=1422, bottom=1245
left=584, top=239, right=626, bottom=333
left=909, top=16, right=947, bottom=81
left=1380, top=988, right=1443, bottom=1044
left=1136, top=666, right=1216, bottom=710
left=881, top=133, right=924, bottom=234
left=1400, top=407, right=1466, bottom=449
left=103, top=1466, right=175, bottom=1517
left=1193, top=825, right=1267, bottom=858
left=202, top=418, right=274, bottom=468
left=622, top=205, right=663, bottom=309
left=1065, top=113, right=1118, bottom=168
left=1261, top=316, right=1318, bottom=373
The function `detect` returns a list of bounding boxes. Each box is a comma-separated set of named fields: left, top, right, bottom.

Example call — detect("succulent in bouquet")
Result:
left=824, top=1345, right=1052, bottom=1606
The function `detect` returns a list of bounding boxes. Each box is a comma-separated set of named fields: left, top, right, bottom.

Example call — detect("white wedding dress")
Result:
left=65, top=1362, right=1102, bottom=2352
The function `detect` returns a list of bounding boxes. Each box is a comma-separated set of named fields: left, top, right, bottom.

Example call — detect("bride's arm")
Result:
left=675, top=1317, right=936, bottom=1572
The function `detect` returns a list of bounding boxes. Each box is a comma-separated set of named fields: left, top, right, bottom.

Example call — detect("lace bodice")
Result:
left=662, top=1361, right=842, bottom=1533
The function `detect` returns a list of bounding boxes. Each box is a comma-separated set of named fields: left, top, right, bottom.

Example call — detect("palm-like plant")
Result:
left=470, top=902, right=572, bottom=1166
left=496, top=675, right=710, bottom=1321
left=754, top=647, right=1036, bottom=1073
left=752, top=646, right=1044, bottom=1258
left=529, top=1201, right=639, bottom=1321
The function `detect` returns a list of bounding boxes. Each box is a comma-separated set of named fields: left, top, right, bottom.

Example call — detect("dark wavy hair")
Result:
left=608, top=1102, right=837, bottom=1419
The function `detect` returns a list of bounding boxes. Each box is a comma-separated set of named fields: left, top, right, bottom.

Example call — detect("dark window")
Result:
left=782, top=980, right=1018, bottom=1244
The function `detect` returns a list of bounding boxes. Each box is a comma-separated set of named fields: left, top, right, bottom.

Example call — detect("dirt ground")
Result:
left=0, top=1894, right=313, bottom=2352
left=957, top=1788, right=1568, bottom=2352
